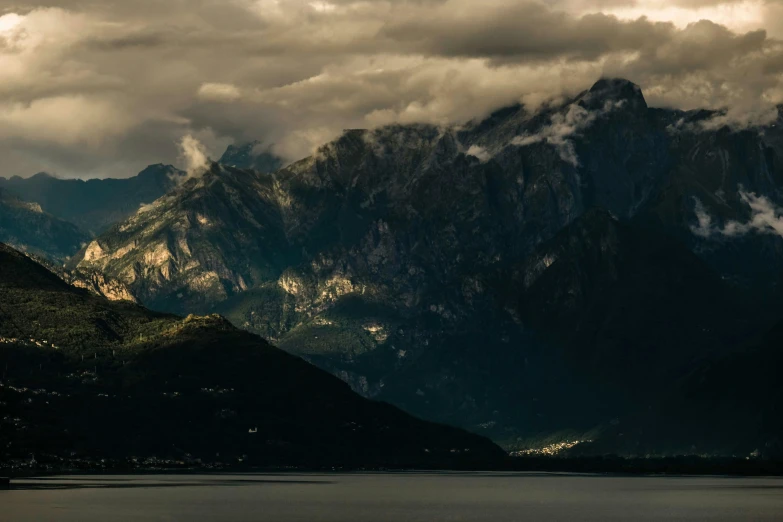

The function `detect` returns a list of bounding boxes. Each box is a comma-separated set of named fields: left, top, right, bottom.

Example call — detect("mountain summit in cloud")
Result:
left=219, top=141, right=283, bottom=173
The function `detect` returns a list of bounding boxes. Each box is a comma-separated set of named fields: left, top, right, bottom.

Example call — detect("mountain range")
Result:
left=57, top=79, right=783, bottom=454
left=0, top=144, right=283, bottom=260
left=0, top=188, right=90, bottom=259
left=3, top=79, right=783, bottom=458
left=0, top=165, right=183, bottom=236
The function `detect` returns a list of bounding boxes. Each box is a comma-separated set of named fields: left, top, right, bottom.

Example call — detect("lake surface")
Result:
left=2, top=472, right=783, bottom=521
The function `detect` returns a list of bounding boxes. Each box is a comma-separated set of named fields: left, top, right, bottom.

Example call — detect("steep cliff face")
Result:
left=73, top=164, right=290, bottom=312
left=59, top=268, right=139, bottom=303
left=74, top=79, right=783, bottom=450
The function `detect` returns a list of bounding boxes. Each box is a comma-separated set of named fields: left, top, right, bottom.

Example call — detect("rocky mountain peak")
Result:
left=136, top=163, right=182, bottom=180
left=585, top=78, right=647, bottom=111
left=29, top=171, right=55, bottom=180
left=219, top=141, right=283, bottom=173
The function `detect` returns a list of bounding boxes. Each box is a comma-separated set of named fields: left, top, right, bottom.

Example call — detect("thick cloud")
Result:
left=1, top=0, right=783, bottom=178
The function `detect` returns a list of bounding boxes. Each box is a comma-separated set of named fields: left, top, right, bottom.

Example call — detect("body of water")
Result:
left=2, top=472, right=783, bottom=521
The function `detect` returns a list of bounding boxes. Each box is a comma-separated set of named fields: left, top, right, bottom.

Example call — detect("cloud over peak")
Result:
left=178, top=134, right=211, bottom=180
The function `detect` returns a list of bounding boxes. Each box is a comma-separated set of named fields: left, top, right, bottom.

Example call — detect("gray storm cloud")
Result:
left=1, top=0, right=783, bottom=177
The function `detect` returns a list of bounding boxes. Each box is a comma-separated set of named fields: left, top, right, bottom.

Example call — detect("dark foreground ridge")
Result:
left=0, top=243, right=504, bottom=473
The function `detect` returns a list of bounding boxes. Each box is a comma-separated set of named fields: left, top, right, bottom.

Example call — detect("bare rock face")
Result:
left=74, top=79, right=783, bottom=452
left=73, top=164, right=289, bottom=311
left=26, top=254, right=138, bottom=303
left=67, top=271, right=139, bottom=303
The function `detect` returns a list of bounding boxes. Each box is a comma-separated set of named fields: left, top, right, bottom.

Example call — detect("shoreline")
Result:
left=4, top=455, right=783, bottom=479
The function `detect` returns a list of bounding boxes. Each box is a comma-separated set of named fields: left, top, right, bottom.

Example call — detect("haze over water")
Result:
left=3, top=473, right=783, bottom=521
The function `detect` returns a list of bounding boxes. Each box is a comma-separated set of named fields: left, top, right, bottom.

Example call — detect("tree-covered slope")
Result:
left=0, top=243, right=504, bottom=469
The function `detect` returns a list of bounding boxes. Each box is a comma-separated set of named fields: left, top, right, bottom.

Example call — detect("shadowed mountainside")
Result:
left=0, top=165, right=184, bottom=235
left=0, top=189, right=89, bottom=259
left=0, top=243, right=504, bottom=469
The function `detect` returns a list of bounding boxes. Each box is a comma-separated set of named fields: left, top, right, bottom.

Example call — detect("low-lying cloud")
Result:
left=511, top=99, right=626, bottom=166
left=2, top=0, right=783, bottom=178
left=466, top=145, right=492, bottom=163
left=692, top=189, right=783, bottom=238
left=178, top=134, right=211, bottom=180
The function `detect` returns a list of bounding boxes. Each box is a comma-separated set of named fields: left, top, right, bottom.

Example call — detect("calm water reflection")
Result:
left=2, top=472, right=783, bottom=521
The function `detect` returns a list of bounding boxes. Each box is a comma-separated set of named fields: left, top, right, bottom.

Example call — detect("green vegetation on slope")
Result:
left=0, top=243, right=504, bottom=470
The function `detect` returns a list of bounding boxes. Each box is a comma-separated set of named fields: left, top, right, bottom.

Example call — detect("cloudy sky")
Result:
left=1, top=0, right=783, bottom=178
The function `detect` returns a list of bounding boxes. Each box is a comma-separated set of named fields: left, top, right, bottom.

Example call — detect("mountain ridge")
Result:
left=0, top=164, right=184, bottom=235
left=0, top=188, right=89, bottom=259
left=68, top=78, right=783, bottom=452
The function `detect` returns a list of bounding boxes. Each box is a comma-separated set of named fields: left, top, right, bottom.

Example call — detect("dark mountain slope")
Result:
left=0, top=165, right=183, bottom=235
left=637, top=109, right=783, bottom=295
left=510, top=209, right=753, bottom=424
left=79, top=80, right=673, bottom=322
left=0, top=189, right=89, bottom=259
left=590, top=319, right=783, bottom=458
left=673, top=321, right=783, bottom=457
left=0, top=243, right=503, bottom=469
left=367, top=210, right=753, bottom=448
